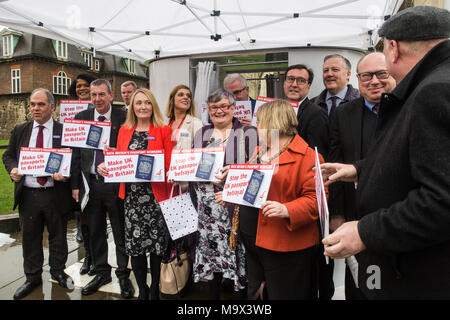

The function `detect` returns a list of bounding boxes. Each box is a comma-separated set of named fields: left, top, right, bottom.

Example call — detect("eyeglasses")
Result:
left=231, top=87, right=247, bottom=95
left=208, top=104, right=233, bottom=112
left=357, top=70, right=390, bottom=82
left=285, top=76, right=308, bottom=85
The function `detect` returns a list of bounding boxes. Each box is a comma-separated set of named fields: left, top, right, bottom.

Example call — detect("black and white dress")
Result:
left=124, top=130, right=169, bottom=257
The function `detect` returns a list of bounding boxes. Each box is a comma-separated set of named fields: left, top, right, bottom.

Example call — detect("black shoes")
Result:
left=79, top=257, right=96, bottom=276
left=51, top=272, right=74, bottom=290
left=13, top=280, right=42, bottom=300
left=119, top=278, right=135, bottom=299
left=81, top=274, right=112, bottom=296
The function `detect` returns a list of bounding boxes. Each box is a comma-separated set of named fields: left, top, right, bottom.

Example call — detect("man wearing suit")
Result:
left=283, top=64, right=329, bottom=160
left=224, top=73, right=256, bottom=126
left=71, top=79, right=134, bottom=298
left=311, top=54, right=360, bottom=123
left=3, top=88, right=74, bottom=299
left=282, top=64, right=329, bottom=299
left=322, top=6, right=450, bottom=299
left=328, top=52, right=396, bottom=299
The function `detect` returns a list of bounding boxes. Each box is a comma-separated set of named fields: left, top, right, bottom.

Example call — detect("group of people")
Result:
left=2, top=5, right=450, bottom=301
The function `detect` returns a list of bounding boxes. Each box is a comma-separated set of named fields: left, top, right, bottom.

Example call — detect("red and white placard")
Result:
left=251, top=96, right=299, bottom=126
left=104, top=149, right=165, bottom=183
left=234, top=101, right=252, bottom=122
left=222, top=164, right=274, bottom=208
left=167, top=147, right=225, bottom=182
left=59, top=100, right=91, bottom=122
left=62, top=118, right=110, bottom=150
left=17, top=147, right=72, bottom=177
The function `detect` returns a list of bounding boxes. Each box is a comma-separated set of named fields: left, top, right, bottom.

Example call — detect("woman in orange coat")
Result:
left=218, top=99, right=322, bottom=299
left=99, top=88, right=174, bottom=300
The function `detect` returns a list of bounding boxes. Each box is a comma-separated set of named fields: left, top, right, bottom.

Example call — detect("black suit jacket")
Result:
left=296, top=97, right=329, bottom=159
left=327, top=97, right=365, bottom=221
left=2, top=120, right=72, bottom=211
left=70, top=106, right=127, bottom=199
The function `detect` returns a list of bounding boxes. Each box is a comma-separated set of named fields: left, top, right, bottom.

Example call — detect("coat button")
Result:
left=261, top=219, right=267, bottom=226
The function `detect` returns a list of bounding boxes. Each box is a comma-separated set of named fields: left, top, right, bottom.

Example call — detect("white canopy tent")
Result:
left=0, top=0, right=403, bottom=62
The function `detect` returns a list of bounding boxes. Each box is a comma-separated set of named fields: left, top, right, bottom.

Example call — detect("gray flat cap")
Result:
left=378, top=5, right=450, bottom=41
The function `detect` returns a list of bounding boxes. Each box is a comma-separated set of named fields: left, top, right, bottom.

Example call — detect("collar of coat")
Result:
left=255, top=134, right=309, bottom=165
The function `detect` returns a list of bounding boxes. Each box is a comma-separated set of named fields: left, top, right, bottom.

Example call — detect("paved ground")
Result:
left=0, top=218, right=345, bottom=300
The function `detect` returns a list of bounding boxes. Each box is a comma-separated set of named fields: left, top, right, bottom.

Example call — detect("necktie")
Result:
left=94, top=115, right=106, bottom=174
left=36, top=125, right=47, bottom=186
left=373, top=104, right=380, bottom=114
left=328, top=96, right=338, bottom=122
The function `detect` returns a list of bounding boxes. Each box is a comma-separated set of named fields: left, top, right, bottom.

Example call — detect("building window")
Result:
left=55, top=40, right=68, bottom=59
left=53, top=71, right=71, bottom=95
left=94, top=59, right=100, bottom=71
left=81, top=51, right=93, bottom=68
left=11, top=69, right=20, bottom=93
left=124, top=58, right=136, bottom=74
left=2, top=35, right=13, bottom=56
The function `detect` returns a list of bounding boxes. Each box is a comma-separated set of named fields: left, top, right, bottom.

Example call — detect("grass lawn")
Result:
left=0, top=149, right=16, bottom=214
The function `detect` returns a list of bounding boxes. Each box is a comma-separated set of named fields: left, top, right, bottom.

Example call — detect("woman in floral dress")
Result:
left=190, top=89, right=258, bottom=299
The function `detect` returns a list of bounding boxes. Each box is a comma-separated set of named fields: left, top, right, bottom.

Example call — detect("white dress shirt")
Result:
left=24, top=118, right=55, bottom=188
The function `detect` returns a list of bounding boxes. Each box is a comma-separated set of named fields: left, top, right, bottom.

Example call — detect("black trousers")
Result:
left=19, top=187, right=68, bottom=282
left=85, top=178, right=130, bottom=279
left=345, top=265, right=367, bottom=300
left=240, top=232, right=317, bottom=300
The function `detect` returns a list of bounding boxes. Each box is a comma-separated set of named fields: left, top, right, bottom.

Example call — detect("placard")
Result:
left=62, top=118, right=110, bottom=150
left=234, top=101, right=252, bottom=122
left=222, top=164, right=274, bottom=208
left=17, top=147, right=72, bottom=177
left=59, top=100, right=91, bottom=122
left=168, top=147, right=225, bottom=182
left=104, top=149, right=165, bottom=183
left=314, top=147, right=329, bottom=264
left=251, top=96, right=299, bottom=126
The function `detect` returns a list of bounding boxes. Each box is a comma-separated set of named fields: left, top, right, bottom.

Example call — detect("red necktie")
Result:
left=36, top=125, right=48, bottom=186
left=373, top=104, right=380, bottom=114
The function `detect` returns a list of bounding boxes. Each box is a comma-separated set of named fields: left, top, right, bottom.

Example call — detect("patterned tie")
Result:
left=328, top=96, right=338, bottom=122
left=36, top=125, right=47, bottom=186
left=373, top=104, right=380, bottom=114
left=94, top=115, right=106, bottom=174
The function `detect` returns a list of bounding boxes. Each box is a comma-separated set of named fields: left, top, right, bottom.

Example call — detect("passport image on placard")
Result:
left=135, top=154, right=154, bottom=180
left=86, top=125, right=103, bottom=148
left=195, top=152, right=216, bottom=180
left=243, top=170, right=265, bottom=205
left=45, top=152, right=63, bottom=174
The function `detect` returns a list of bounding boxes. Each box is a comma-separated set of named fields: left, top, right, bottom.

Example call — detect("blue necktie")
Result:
left=94, top=116, right=106, bottom=174
left=328, top=96, right=337, bottom=122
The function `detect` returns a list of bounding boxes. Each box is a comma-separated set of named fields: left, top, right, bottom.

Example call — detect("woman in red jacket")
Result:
left=218, top=99, right=322, bottom=299
left=99, top=88, right=173, bottom=300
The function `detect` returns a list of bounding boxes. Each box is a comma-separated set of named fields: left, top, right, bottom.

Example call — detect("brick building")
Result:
left=0, top=28, right=149, bottom=139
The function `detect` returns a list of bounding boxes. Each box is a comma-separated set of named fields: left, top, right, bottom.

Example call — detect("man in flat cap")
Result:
left=319, top=5, right=450, bottom=299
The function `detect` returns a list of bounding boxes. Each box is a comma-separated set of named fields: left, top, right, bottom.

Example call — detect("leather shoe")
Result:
left=119, top=278, right=135, bottom=299
left=13, top=280, right=42, bottom=300
left=87, top=265, right=96, bottom=276
left=51, top=272, right=74, bottom=290
left=81, top=274, right=112, bottom=296
left=80, top=256, right=95, bottom=276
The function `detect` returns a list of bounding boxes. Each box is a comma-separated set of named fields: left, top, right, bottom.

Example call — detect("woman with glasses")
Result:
left=98, top=88, right=174, bottom=300
left=190, top=88, right=258, bottom=299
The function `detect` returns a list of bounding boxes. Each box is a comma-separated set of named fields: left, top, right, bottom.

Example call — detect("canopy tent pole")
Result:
left=96, top=33, right=150, bottom=51
left=95, top=30, right=147, bottom=61
left=0, top=2, right=92, bottom=49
